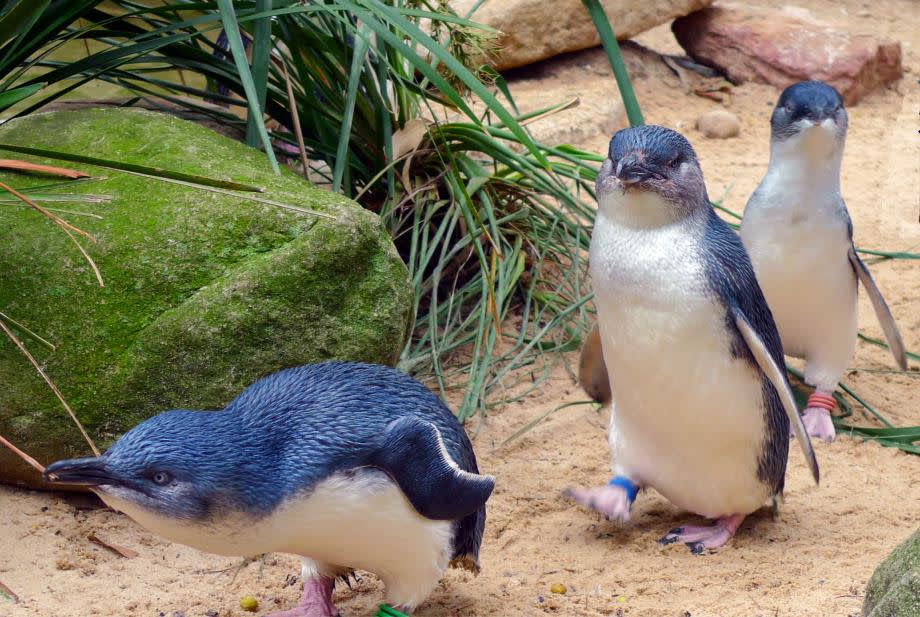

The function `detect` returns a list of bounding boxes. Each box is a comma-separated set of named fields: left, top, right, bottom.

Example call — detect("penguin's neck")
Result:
left=597, top=187, right=693, bottom=230
left=765, top=134, right=843, bottom=194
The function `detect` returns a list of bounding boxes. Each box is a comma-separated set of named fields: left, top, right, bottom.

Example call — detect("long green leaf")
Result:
left=245, top=0, right=273, bottom=147
left=332, top=21, right=370, bottom=194
left=214, top=0, right=279, bottom=173
left=581, top=0, right=643, bottom=127
left=0, top=81, right=43, bottom=111
left=0, top=0, right=50, bottom=47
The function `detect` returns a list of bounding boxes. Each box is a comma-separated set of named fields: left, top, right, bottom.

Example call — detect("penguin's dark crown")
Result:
left=607, top=124, right=699, bottom=173
left=771, top=81, right=846, bottom=138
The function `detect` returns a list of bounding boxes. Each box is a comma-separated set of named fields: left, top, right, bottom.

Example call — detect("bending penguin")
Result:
left=45, top=361, right=494, bottom=616
left=740, top=80, right=907, bottom=442
left=568, top=125, right=819, bottom=553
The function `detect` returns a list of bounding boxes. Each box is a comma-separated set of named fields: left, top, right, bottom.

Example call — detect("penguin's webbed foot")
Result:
left=802, top=406, right=836, bottom=442
left=563, top=484, right=632, bottom=522
left=264, top=574, right=340, bottom=617
left=657, top=513, right=745, bottom=554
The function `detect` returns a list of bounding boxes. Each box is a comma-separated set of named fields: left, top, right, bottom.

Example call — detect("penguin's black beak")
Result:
left=44, top=456, right=121, bottom=487
left=615, top=152, right=654, bottom=185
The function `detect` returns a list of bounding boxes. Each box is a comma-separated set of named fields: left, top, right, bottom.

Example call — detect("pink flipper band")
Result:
left=807, top=392, right=836, bottom=411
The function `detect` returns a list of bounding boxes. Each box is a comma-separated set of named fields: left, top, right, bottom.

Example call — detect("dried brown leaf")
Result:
left=0, top=159, right=89, bottom=179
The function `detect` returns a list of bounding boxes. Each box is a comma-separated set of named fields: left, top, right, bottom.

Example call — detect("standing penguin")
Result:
left=741, top=81, right=907, bottom=442
left=45, top=362, right=494, bottom=616
left=566, top=125, right=819, bottom=553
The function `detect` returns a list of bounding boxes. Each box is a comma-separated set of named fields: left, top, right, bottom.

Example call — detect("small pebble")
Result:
left=549, top=583, right=567, bottom=594
left=697, top=109, right=741, bottom=139
left=239, top=596, right=259, bottom=612
left=205, top=611, right=219, bottom=617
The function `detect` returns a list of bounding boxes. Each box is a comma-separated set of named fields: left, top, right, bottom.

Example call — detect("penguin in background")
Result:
left=46, top=362, right=494, bottom=616
left=741, top=80, right=907, bottom=442
left=569, top=125, right=819, bottom=552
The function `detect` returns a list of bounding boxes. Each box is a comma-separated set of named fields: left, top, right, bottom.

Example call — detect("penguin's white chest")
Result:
left=590, top=207, right=770, bottom=519
left=741, top=176, right=857, bottom=388
left=98, top=470, right=453, bottom=608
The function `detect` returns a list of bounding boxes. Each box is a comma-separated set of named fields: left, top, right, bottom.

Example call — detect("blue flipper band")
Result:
left=608, top=475, right=639, bottom=503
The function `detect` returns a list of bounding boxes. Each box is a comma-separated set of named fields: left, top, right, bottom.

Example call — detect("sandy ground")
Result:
left=2, top=1, right=919, bottom=616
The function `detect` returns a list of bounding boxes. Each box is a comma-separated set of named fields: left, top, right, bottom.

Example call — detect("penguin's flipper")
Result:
left=848, top=246, right=908, bottom=371
left=733, top=307, right=820, bottom=485
left=369, top=416, right=495, bottom=521
left=579, top=322, right=611, bottom=405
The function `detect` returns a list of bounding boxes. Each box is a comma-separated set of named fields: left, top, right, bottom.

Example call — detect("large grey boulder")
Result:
left=0, top=108, right=413, bottom=488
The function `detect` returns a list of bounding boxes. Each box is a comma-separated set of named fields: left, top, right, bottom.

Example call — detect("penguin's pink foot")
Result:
left=265, top=575, right=339, bottom=617
left=564, top=483, right=633, bottom=522
left=802, top=406, right=836, bottom=442
left=658, top=513, right=745, bottom=554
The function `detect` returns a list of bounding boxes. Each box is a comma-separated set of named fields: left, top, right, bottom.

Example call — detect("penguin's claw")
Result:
left=802, top=407, right=836, bottom=442
left=657, top=514, right=745, bottom=553
left=657, top=527, right=683, bottom=545
left=264, top=575, right=339, bottom=617
left=563, top=484, right=631, bottom=522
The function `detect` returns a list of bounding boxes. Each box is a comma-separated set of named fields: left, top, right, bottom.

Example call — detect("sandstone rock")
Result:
left=0, top=109, right=413, bottom=489
left=451, top=0, right=713, bottom=71
left=863, top=527, right=920, bottom=616
left=672, top=4, right=902, bottom=105
left=696, top=109, right=740, bottom=138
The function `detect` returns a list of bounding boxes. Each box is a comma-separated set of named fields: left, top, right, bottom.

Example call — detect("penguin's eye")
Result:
left=783, top=103, right=794, bottom=113
left=151, top=471, right=173, bottom=486
left=668, top=154, right=682, bottom=168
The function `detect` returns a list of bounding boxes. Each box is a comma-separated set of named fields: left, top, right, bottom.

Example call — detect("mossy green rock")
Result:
left=863, top=528, right=920, bottom=617
left=0, top=108, right=413, bottom=488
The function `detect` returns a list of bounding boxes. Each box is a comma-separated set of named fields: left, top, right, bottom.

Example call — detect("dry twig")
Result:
left=0, top=579, right=19, bottom=603
left=0, top=180, right=103, bottom=287
left=0, top=432, right=45, bottom=474
left=88, top=533, right=139, bottom=559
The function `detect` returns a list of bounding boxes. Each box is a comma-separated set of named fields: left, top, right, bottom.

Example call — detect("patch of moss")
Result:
left=0, top=109, right=413, bottom=487
left=863, top=528, right=920, bottom=617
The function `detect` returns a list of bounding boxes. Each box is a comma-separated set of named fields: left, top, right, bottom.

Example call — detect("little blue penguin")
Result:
left=567, top=125, right=819, bottom=553
left=44, top=361, right=494, bottom=616
left=741, top=81, right=907, bottom=443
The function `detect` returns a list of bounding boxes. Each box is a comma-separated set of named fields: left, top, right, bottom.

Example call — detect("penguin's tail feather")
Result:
left=369, top=416, right=495, bottom=521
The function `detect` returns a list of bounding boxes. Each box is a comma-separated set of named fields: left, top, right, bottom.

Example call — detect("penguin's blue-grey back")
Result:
left=701, top=210, right=789, bottom=495
left=231, top=362, right=487, bottom=562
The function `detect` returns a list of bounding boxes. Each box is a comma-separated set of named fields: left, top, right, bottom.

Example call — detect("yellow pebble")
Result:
left=549, top=583, right=567, bottom=594
left=618, top=595, right=627, bottom=603
left=239, top=596, right=259, bottom=612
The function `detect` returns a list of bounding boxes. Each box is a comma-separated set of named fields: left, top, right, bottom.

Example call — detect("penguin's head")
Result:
left=596, top=125, right=707, bottom=225
left=44, top=410, right=245, bottom=524
left=770, top=81, right=847, bottom=149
